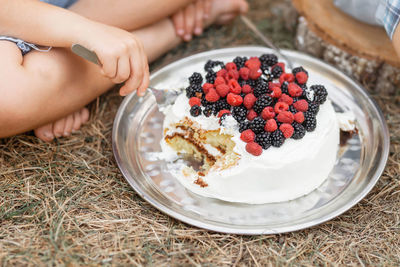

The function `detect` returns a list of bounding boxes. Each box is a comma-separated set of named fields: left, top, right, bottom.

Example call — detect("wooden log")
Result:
left=292, top=0, right=399, bottom=94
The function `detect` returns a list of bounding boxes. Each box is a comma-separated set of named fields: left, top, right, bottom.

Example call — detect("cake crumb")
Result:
left=194, top=178, right=208, bottom=188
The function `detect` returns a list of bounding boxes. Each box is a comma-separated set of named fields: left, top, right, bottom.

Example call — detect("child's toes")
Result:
left=80, top=108, right=90, bottom=124
left=53, top=118, right=66, bottom=138
left=63, top=114, right=74, bottom=137
left=34, top=124, right=54, bottom=142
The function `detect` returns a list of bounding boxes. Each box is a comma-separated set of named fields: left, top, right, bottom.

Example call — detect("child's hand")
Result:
left=172, top=0, right=211, bottom=41
left=80, top=22, right=150, bottom=96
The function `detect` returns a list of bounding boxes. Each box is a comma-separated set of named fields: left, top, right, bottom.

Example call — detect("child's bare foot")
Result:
left=34, top=108, right=90, bottom=142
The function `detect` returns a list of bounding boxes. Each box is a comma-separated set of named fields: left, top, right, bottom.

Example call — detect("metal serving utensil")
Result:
left=240, top=15, right=294, bottom=70
left=71, top=44, right=181, bottom=109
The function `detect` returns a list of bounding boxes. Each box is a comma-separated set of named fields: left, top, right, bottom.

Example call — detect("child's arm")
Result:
left=0, top=0, right=149, bottom=96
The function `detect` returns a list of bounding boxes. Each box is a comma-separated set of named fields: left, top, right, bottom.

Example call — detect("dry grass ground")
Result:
left=1, top=1, right=400, bottom=266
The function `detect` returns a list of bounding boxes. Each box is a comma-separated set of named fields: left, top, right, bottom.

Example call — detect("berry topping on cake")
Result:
left=279, top=123, right=294, bottom=139
left=250, top=117, right=266, bottom=134
left=265, top=119, right=278, bottom=132
left=254, top=95, right=273, bottom=114
left=255, top=132, right=272, bottom=150
left=184, top=53, right=330, bottom=156
left=240, top=129, right=256, bottom=143
left=246, top=142, right=263, bottom=156
left=189, top=97, right=201, bottom=107
left=190, top=105, right=202, bottom=117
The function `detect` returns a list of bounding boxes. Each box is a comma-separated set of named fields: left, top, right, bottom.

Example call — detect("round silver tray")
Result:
left=112, top=47, right=389, bottom=235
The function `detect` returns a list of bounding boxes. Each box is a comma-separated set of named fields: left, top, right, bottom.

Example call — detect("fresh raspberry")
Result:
left=274, top=102, right=289, bottom=114
left=226, top=62, right=237, bottom=71
left=279, top=73, right=295, bottom=84
left=189, top=97, right=201, bottom=107
left=242, top=84, right=253, bottom=94
left=243, top=93, right=257, bottom=110
left=294, top=112, right=305, bottom=123
left=278, top=94, right=294, bottom=105
left=216, top=84, right=230, bottom=97
left=216, top=69, right=227, bottom=77
left=271, top=87, right=282, bottom=98
left=288, top=83, right=303, bottom=97
left=265, top=119, right=278, bottom=132
left=205, top=88, right=220, bottom=102
left=218, top=109, right=231, bottom=118
left=202, top=83, right=214, bottom=94
left=240, top=129, right=256, bottom=143
left=273, top=62, right=286, bottom=73
left=296, top=71, right=308, bottom=84
left=245, top=57, right=261, bottom=70
left=280, top=123, right=294, bottom=139
left=214, top=76, right=226, bottom=86
left=227, top=93, right=243, bottom=106
left=228, top=79, right=241, bottom=94
left=249, top=68, right=262, bottom=80
left=227, top=70, right=240, bottom=80
left=239, top=67, right=250, bottom=80
left=293, top=99, right=309, bottom=112
left=247, top=109, right=257, bottom=121
left=277, top=111, right=294, bottom=124
left=246, top=142, right=263, bottom=156
left=268, top=82, right=281, bottom=90
left=261, top=106, right=275, bottom=120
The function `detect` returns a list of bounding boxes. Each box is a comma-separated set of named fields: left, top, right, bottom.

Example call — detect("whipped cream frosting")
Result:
left=160, top=92, right=347, bottom=204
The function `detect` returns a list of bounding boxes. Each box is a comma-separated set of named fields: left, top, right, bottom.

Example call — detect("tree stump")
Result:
left=292, top=0, right=400, bottom=94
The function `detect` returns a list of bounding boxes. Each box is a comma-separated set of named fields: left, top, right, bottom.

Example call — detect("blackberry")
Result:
left=203, top=106, right=215, bottom=117
left=190, top=105, right=202, bottom=117
left=260, top=54, right=278, bottom=67
left=206, top=71, right=217, bottom=84
left=238, top=78, right=246, bottom=87
left=201, top=95, right=212, bottom=107
left=215, top=99, right=231, bottom=112
left=232, top=106, right=248, bottom=123
left=292, top=66, right=309, bottom=76
left=281, top=82, right=289, bottom=95
left=253, top=95, right=273, bottom=114
left=233, top=56, right=248, bottom=69
left=250, top=117, right=266, bottom=134
left=310, top=85, right=328, bottom=104
left=270, top=130, right=285, bottom=147
left=292, top=122, right=306, bottom=140
left=271, top=65, right=283, bottom=78
left=185, top=84, right=202, bottom=98
left=288, top=105, right=297, bottom=114
left=246, top=79, right=257, bottom=88
left=239, top=121, right=251, bottom=133
left=255, top=132, right=271, bottom=150
left=204, top=60, right=224, bottom=72
left=253, top=80, right=269, bottom=98
left=308, top=102, right=320, bottom=115
left=189, top=72, right=203, bottom=85
left=303, top=112, right=317, bottom=132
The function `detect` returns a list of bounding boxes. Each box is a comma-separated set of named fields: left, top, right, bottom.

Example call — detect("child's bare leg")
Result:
left=69, top=0, right=196, bottom=31
left=0, top=0, right=247, bottom=141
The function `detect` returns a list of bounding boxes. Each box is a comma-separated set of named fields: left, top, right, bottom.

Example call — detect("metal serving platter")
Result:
left=112, top=47, right=389, bottom=235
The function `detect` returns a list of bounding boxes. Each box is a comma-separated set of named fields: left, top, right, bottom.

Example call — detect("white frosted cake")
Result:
left=160, top=55, right=354, bottom=204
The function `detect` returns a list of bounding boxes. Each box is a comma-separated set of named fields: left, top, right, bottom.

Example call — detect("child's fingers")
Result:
left=203, top=0, right=211, bottom=19
left=183, top=4, right=196, bottom=41
left=100, top=54, right=118, bottom=79
left=63, top=114, right=74, bottom=136
left=53, top=118, right=66, bottom=138
left=120, top=52, right=144, bottom=96
left=112, top=55, right=130, bottom=84
left=137, top=63, right=150, bottom=97
left=194, top=0, right=204, bottom=36
left=172, top=10, right=185, bottom=37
